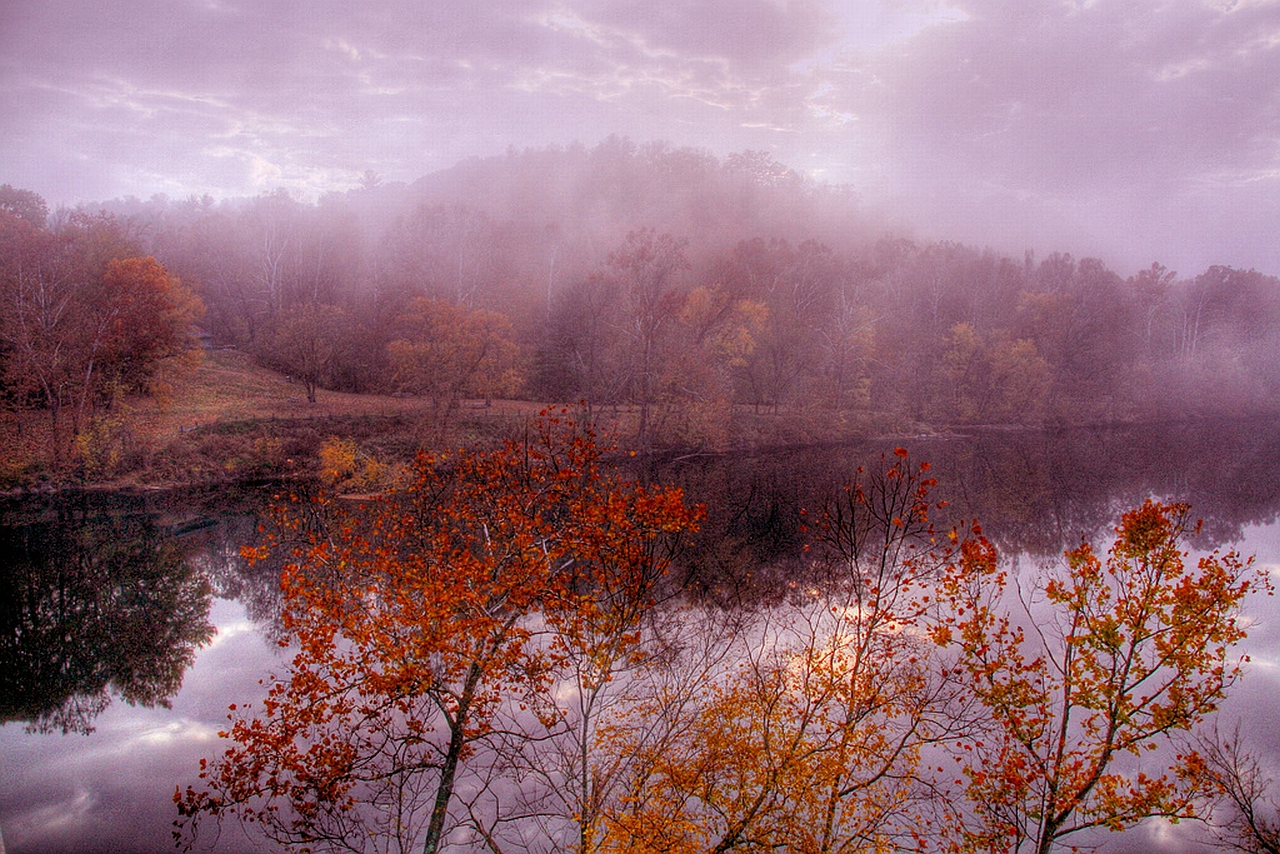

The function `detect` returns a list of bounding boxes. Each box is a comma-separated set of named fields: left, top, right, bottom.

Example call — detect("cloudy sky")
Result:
left=2, top=0, right=1278, bottom=276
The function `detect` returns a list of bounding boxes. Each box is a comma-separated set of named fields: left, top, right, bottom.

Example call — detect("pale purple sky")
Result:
left=2, top=0, right=1278, bottom=276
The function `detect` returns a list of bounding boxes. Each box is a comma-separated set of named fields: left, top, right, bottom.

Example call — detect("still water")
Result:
left=2, top=419, right=1278, bottom=854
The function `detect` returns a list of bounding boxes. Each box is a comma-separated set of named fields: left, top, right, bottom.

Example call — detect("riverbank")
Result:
left=7, top=348, right=1106, bottom=495
left=3, top=349, right=913, bottom=493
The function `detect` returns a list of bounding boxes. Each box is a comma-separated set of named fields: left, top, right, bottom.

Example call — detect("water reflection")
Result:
left=0, top=493, right=220, bottom=735
left=647, top=417, right=1280, bottom=603
left=915, top=417, right=1280, bottom=554
left=1, top=420, right=1278, bottom=852
left=4, top=420, right=1273, bottom=735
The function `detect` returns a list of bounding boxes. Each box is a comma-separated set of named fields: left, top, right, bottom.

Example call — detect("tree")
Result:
left=1129, top=262, right=1176, bottom=350
left=602, top=450, right=963, bottom=853
left=664, top=281, right=767, bottom=447
left=0, top=184, right=49, bottom=229
left=484, top=455, right=705, bottom=854
left=269, top=302, right=346, bottom=403
left=1197, top=724, right=1280, bottom=854
left=942, top=323, right=1049, bottom=424
left=933, top=500, right=1265, bottom=853
left=604, top=228, right=689, bottom=448
left=814, top=284, right=875, bottom=412
left=94, top=256, right=205, bottom=398
left=387, top=297, right=521, bottom=424
left=728, top=238, right=843, bottom=414
left=0, top=209, right=69, bottom=431
left=0, top=210, right=201, bottom=467
left=532, top=275, right=629, bottom=413
left=175, top=418, right=700, bottom=854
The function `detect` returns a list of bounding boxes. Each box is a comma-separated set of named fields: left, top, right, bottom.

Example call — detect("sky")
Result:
left=2, top=0, right=1279, bottom=277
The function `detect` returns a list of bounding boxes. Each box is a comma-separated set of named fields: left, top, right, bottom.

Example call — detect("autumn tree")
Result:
left=604, top=228, right=689, bottom=448
left=0, top=208, right=67, bottom=427
left=813, top=281, right=875, bottom=412
left=1129, top=261, right=1177, bottom=350
left=933, top=500, right=1266, bottom=853
left=533, top=275, right=629, bottom=414
left=664, top=279, right=767, bottom=447
left=731, top=238, right=841, bottom=414
left=387, top=297, right=521, bottom=425
left=175, top=417, right=700, bottom=854
left=942, top=322, right=1050, bottom=424
left=0, top=183, right=49, bottom=229
left=0, top=208, right=202, bottom=467
left=267, top=302, right=347, bottom=403
left=602, top=450, right=964, bottom=853
left=93, top=256, right=205, bottom=398
left=477, top=455, right=705, bottom=854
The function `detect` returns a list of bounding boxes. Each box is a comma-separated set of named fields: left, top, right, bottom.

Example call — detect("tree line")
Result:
left=175, top=419, right=1276, bottom=854
left=4, top=141, right=1280, bottom=471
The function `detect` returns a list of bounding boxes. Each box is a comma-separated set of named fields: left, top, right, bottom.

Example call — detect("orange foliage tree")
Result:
left=933, top=500, right=1266, bottom=853
left=175, top=416, right=699, bottom=854
left=478, top=455, right=709, bottom=854
left=176, top=431, right=1267, bottom=854
left=1, top=203, right=202, bottom=469
left=94, top=255, right=204, bottom=399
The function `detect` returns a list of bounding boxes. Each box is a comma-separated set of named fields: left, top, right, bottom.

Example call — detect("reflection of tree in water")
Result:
left=647, top=416, right=1280, bottom=601
left=187, top=508, right=288, bottom=641
left=5, top=419, right=1267, bottom=719
left=0, top=494, right=216, bottom=734
left=920, top=416, right=1280, bottom=554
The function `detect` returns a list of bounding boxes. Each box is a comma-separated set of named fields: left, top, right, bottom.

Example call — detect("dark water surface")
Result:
left=2, top=419, right=1278, bottom=853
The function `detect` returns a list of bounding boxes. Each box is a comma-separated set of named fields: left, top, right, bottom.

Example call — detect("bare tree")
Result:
left=1197, top=723, right=1280, bottom=854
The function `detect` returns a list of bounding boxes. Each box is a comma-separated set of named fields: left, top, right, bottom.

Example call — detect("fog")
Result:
left=2, top=0, right=1279, bottom=277
left=14, top=141, right=1268, bottom=445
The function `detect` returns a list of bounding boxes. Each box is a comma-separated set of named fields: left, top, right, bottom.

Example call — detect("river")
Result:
left=2, top=418, right=1278, bottom=854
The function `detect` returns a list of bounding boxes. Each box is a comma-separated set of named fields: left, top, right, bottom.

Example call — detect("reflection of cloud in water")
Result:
left=203, top=612, right=259, bottom=650
left=0, top=593, right=281, bottom=854
left=1135, top=816, right=1182, bottom=852
left=136, top=718, right=224, bottom=748
left=208, top=596, right=257, bottom=631
left=5, top=787, right=96, bottom=847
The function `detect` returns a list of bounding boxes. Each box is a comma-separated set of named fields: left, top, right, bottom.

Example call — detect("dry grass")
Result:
left=135, top=350, right=515, bottom=438
left=130, top=349, right=561, bottom=441
left=1, top=349, right=555, bottom=490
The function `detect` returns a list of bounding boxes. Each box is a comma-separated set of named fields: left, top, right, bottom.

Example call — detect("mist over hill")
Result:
left=7, top=140, right=1280, bottom=451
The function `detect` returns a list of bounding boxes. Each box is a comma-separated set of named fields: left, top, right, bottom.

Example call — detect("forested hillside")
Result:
left=4, top=140, right=1280, bottom=478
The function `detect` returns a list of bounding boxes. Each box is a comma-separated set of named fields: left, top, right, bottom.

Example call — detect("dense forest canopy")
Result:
left=3, top=140, right=1279, bottom=459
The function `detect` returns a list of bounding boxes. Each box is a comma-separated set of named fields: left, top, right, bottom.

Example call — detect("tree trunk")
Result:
left=422, top=662, right=481, bottom=854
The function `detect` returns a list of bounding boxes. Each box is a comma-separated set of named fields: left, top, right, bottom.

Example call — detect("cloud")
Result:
left=583, top=0, right=839, bottom=70
left=1, top=0, right=1278, bottom=273
left=812, top=0, right=1280, bottom=272
left=866, top=0, right=1280, bottom=190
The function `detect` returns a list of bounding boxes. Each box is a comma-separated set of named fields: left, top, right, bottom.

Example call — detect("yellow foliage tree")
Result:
left=388, top=297, right=522, bottom=423
left=602, top=450, right=960, bottom=853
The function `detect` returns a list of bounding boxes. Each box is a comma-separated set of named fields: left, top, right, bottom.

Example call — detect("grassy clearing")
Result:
left=133, top=348, right=534, bottom=438
left=2, top=350, right=551, bottom=491
left=133, top=350, right=565, bottom=487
